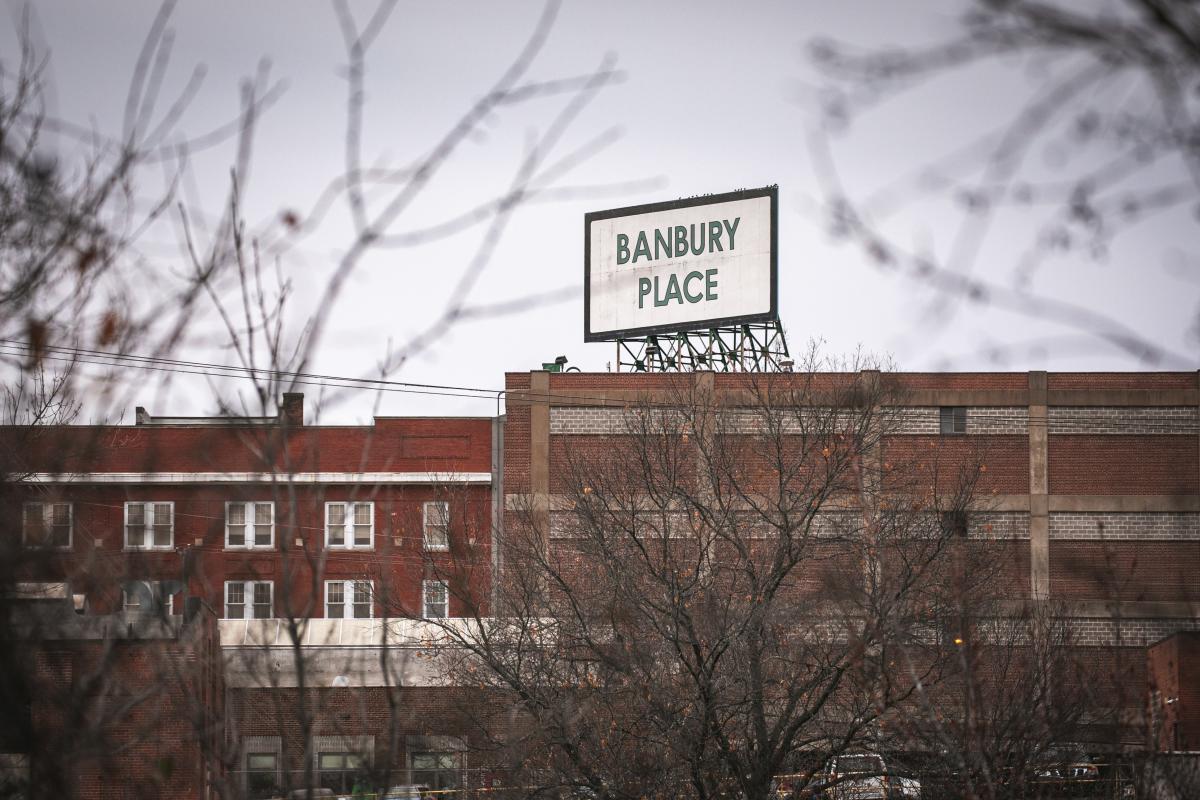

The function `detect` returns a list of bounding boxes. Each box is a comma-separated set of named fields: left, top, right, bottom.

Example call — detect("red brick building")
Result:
left=1148, top=632, right=1200, bottom=751
left=1, top=594, right=223, bottom=800
left=502, top=369, right=1200, bottom=748
left=9, top=394, right=496, bottom=621
left=4, top=371, right=1199, bottom=796
left=3, top=394, right=499, bottom=797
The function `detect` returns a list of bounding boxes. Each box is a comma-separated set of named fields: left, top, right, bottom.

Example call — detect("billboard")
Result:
left=584, top=186, right=777, bottom=341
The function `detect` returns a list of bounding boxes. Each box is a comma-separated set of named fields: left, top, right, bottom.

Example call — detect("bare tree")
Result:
left=407, top=348, right=983, bottom=800
left=806, top=0, right=1200, bottom=369
left=1, top=0, right=644, bottom=797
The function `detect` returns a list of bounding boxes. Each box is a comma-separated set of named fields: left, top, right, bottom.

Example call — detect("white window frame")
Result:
left=423, top=501, right=450, bottom=551
left=224, top=580, right=274, bottom=619
left=324, top=579, right=373, bottom=619
left=225, top=501, right=275, bottom=549
left=244, top=749, right=281, bottom=797
left=22, top=501, right=72, bottom=550
left=123, top=501, right=174, bottom=550
left=324, top=502, right=374, bottom=550
left=409, top=750, right=464, bottom=791
left=122, top=580, right=174, bottom=615
left=422, top=579, right=449, bottom=619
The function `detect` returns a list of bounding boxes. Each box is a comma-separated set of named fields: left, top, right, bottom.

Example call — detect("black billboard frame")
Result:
left=583, top=185, right=778, bottom=343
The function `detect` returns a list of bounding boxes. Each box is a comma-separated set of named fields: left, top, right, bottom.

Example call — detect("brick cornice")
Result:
left=1047, top=495, right=1200, bottom=513
left=1047, top=389, right=1198, bottom=406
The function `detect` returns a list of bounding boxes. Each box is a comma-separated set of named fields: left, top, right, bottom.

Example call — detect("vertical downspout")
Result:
left=491, top=408, right=505, bottom=615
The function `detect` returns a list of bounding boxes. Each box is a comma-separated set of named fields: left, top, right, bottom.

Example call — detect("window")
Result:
left=942, top=619, right=972, bottom=649
left=122, top=581, right=174, bottom=615
left=423, top=501, right=449, bottom=550
left=124, top=502, right=174, bottom=549
left=225, top=581, right=273, bottom=619
left=325, top=580, right=373, bottom=619
left=411, top=751, right=462, bottom=791
left=940, top=510, right=969, bottom=538
left=316, top=752, right=367, bottom=795
left=423, top=580, right=449, bottom=619
left=226, top=502, right=274, bottom=548
left=22, top=502, right=72, bottom=549
left=245, top=752, right=279, bottom=799
left=939, top=406, right=967, bottom=435
left=325, top=502, right=373, bottom=549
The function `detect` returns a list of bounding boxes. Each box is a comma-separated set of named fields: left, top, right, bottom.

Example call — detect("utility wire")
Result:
left=0, top=338, right=718, bottom=409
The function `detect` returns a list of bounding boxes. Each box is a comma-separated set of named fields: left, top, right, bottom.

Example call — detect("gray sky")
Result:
left=5, top=0, right=1197, bottom=422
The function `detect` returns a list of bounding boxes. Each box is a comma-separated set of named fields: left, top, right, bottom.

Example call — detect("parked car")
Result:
left=1031, top=754, right=1104, bottom=798
left=382, top=785, right=431, bottom=800
left=771, top=771, right=826, bottom=799
left=815, top=753, right=920, bottom=800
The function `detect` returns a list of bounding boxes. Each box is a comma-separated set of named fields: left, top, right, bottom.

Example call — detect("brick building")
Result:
left=2, top=394, right=499, bottom=797
left=502, top=369, right=1200, bottom=748
left=3, top=371, right=1199, bottom=796
left=0, top=593, right=223, bottom=799
left=1148, top=632, right=1200, bottom=751
left=9, top=394, right=496, bottom=622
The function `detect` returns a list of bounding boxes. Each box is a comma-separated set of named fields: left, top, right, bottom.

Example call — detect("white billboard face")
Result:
left=585, top=187, right=776, bottom=341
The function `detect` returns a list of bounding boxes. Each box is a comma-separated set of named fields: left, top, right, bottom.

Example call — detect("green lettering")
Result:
left=617, top=234, right=630, bottom=265
left=663, top=273, right=683, bottom=304
left=709, top=221, right=723, bottom=252
left=674, top=226, right=688, bottom=257
left=689, top=223, right=705, bottom=256
left=638, top=277, right=651, bottom=309
left=683, top=271, right=705, bottom=303
left=633, top=232, right=652, bottom=263
left=654, top=228, right=672, bottom=261
left=705, top=268, right=718, bottom=300
left=723, top=217, right=740, bottom=250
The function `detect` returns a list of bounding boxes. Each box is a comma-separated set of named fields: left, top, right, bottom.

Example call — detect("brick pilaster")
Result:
left=529, top=371, right=551, bottom=548
left=1029, top=371, right=1049, bottom=599
left=861, top=369, right=883, bottom=592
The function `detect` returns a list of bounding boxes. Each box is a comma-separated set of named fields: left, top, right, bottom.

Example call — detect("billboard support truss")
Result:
left=616, top=320, right=791, bottom=373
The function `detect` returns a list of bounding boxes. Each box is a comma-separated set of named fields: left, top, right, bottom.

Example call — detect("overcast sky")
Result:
left=4, top=0, right=1197, bottom=422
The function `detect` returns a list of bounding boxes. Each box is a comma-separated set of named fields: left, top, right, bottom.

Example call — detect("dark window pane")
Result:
left=939, top=406, right=966, bottom=434
left=940, top=510, right=969, bottom=538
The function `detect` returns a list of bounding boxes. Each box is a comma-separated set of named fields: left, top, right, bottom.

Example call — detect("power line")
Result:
left=0, top=339, right=500, bottom=397
left=0, top=339, right=707, bottom=409
left=0, top=341, right=501, bottom=403
left=0, top=345, right=496, bottom=404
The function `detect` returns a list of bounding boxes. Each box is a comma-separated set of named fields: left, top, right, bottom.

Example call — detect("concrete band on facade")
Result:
left=549, top=405, right=1199, bottom=435
left=22, top=471, right=492, bottom=484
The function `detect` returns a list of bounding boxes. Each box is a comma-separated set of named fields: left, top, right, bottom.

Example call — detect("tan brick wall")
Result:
left=1049, top=512, right=1200, bottom=540
left=969, top=511, right=1031, bottom=539
left=1048, top=407, right=1199, bottom=434
left=1065, top=618, right=1200, bottom=647
left=890, top=407, right=1029, bottom=434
